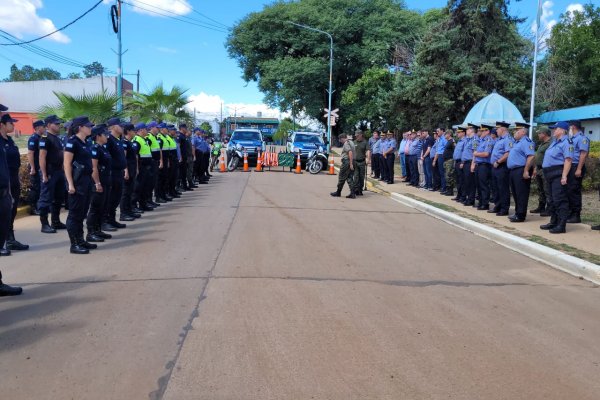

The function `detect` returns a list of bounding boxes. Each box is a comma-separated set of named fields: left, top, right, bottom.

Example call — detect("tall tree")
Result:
left=227, top=0, right=424, bottom=134
left=125, top=83, right=192, bottom=123
left=199, top=121, right=213, bottom=134
left=39, top=91, right=120, bottom=123
left=83, top=61, right=105, bottom=78
left=4, top=64, right=61, bottom=81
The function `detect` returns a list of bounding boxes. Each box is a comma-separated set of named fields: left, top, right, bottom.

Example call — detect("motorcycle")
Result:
left=306, top=147, right=328, bottom=174
left=209, top=143, right=223, bottom=172
left=226, top=144, right=244, bottom=171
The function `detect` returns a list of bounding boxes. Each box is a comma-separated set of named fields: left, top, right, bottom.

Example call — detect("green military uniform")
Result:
left=534, top=139, right=551, bottom=211
left=444, top=139, right=456, bottom=191
left=353, top=138, right=368, bottom=194
left=332, top=138, right=355, bottom=197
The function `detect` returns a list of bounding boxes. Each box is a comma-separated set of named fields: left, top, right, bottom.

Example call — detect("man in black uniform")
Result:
left=27, top=119, right=45, bottom=215
left=0, top=103, right=23, bottom=295
left=38, top=114, right=66, bottom=233
left=120, top=124, right=141, bottom=220
left=87, top=124, right=114, bottom=241
left=104, top=118, right=129, bottom=227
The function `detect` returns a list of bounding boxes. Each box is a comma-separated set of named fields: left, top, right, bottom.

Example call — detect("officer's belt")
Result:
left=509, top=166, right=525, bottom=170
left=476, top=162, right=490, bottom=165
left=543, top=165, right=563, bottom=173
left=355, top=159, right=365, bottom=162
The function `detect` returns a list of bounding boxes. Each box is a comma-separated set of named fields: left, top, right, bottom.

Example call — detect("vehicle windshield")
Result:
left=232, top=131, right=261, bottom=141
left=295, top=134, right=323, bottom=144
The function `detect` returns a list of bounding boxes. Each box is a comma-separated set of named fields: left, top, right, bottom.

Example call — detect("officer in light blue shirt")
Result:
left=369, top=131, right=381, bottom=178
left=460, top=124, right=478, bottom=205
left=382, top=132, right=397, bottom=184
left=452, top=127, right=466, bottom=201
left=473, top=124, right=494, bottom=210
left=377, top=133, right=389, bottom=182
left=506, top=123, right=535, bottom=222
left=490, top=121, right=513, bottom=215
left=398, top=133, right=407, bottom=179
left=407, top=131, right=421, bottom=186
left=566, top=120, right=590, bottom=222
left=541, top=121, right=574, bottom=233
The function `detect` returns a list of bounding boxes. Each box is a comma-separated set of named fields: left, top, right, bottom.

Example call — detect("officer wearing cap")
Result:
left=166, top=125, right=181, bottom=198
left=382, top=130, right=396, bottom=184
left=460, top=124, right=478, bottom=206
left=64, top=116, right=97, bottom=254
left=0, top=113, right=29, bottom=252
left=27, top=119, right=45, bottom=215
left=154, top=123, right=170, bottom=202
left=531, top=126, right=551, bottom=216
left=38, top=114, right=67, bottom=233
left=472, top=124, right=494, bottom=210
left=407, top=130, right=421, bottom=187
left=369, top=130, right=380, bottom=178
left=540, top=121, right=574, bottom=234
left=352, top=130, right=368, bottom=195
left=146, top=121, right=163, bottom=207
left=179, top=124, right=196, bottom=190
left=104, top=118, right=129, bottom=227
left=376, top=132, right=388, bottom=182
left=566, top=120, right=589, bottom=224
left=506, top=122, right=535, bottom=222
left=177, top=124, right=190, bottom=190
left=132, top=123, right=154, bottom=212
left=330, top=133, right=356, bottom=198
left=489, top=121, right=513, bottom=216
left=0, top=103, right=23, bottom=295
left=120, top=123, right=141, bottom=220
left=441, top=129, right=456, bottom=196
left=434, top=127, right=448, bottom=193
left=452, top=127, right=466, bottom=201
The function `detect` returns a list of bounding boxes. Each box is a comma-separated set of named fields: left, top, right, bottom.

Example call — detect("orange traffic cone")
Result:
left=328, top=156, right=335, bottom=175
left=219, top=150, right=226, bottom=173
left=243, top=151, right=249, bottom=172
left=255, top=151, right=263, bottom=172
left=294, top=152, right=302, bottom=174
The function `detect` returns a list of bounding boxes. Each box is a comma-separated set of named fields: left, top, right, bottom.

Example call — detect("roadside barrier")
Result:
left=255, top=151, right=263, bottom=172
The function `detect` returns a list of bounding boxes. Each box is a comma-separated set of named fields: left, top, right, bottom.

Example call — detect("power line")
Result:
left=0, top=0, right=104, bottom=46
left=173, top=0, right=230, bottom=29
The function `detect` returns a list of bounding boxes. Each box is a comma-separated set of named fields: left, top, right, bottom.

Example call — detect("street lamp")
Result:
left=287, top=21, right=333, bottom=152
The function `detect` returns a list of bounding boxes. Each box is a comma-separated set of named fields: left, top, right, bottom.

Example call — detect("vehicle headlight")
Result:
left=235, top=143, right=242, bottom=150
left=292, top=146, right=299, bottom=153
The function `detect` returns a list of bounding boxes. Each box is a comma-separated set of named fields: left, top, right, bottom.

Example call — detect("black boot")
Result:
left=40, top=213, right=56, bottom=233
left=330, top=190, right=341, bottom=197
left=346, top=191, right=356, bottom=199
left=549, top=221, right=567, bottom=234
left=566, top=212, right=581, bottom=224
left=0, top=271, right=22, bottom=296
left=81, top=235, right=98, bottom=250
left=0, top=243, right=11, bottom=256
left=540, top=216, right=557, bottom=230
left=6, top=231, right=29, bottom=251
left=51, top=216, right=67, bottom=230
left=530, top=206, right=545, bottom=214
left=95, top=225, right=112, bottom=239
left=86, top=229, right=105, bottom=243
left=69, top=234, right=89, bottom=255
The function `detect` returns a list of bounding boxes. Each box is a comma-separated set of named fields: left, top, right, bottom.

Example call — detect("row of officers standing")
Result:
left=0, top=109, right=216, bottom=269
left=366, top=120, right=594, bottom=234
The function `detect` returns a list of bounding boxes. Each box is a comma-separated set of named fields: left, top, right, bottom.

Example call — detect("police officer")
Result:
left=434, top=127, right=448, bottom=193
left=472, top=124, right=493, bottom=210
left=86, top=124, right=114, bottom=241
left=460, top=124, right=477, bottom=206
left=372, top=131, right=383, bottom=180
left=378, top=132, right=389, bottom=182
left=177, top=124, right=190, bottom=190
left=180, top=124, right=196, bottom=189
left=566, top=120, right=589, bottom=224
left=167, top=125, right=181, bottom=198
left=540, top=121, right=573, bottom=234
left=102, top=118, right=128, bottom=228
left=451, top=127, right=466, bottom=202
left=506, top=123, right=535, bottom=222
left=146, top=121, right=163, bottom=206
left=407, top=130, right=421, bottom=187
left=0, top=113, right=29, bottom=252
left=27, top=119, right=45, bottom=215
left=132, top=123, right=154, bottom=212
left=489, top=121, right=513, bottom=216
left=120, top=124, right=141, bottom=220
left=64, top=116, right=96, bottom=254
left=353, top=130, right=368, bottom=195
left=531, top=126, right=551, bottom=216
left=38, top=114, right=67, bottom=233
left=155, top=123, right=171, bottom=202
left=441, top=129, right=456, bottom=196
left=0, top=103, right=22, bottom=295
left=330, top=133, right=355, bottom=198
left=369, top=130, right=380, bottom=178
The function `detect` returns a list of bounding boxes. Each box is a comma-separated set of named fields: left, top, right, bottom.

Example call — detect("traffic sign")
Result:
left=323, top=108, right=339, bottom=119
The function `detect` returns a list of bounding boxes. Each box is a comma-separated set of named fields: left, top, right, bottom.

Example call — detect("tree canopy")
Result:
left=125, top=83, right=192, bottom=123
left=83, top=61, right=105, bottom=78
left=4, top=64, right=62, bottom=81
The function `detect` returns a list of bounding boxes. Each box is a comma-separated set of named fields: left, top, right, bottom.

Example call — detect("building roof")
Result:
left=535, top=104, right=600, bottom=124
left=225, top=117, right=279, bottom=124
left=462, top=91, right=526, bottom=126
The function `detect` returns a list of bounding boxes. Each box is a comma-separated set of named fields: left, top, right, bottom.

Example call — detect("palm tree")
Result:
left=125, top=83, right=193, bottom=124
left=38, top=91, right=121, bottom=123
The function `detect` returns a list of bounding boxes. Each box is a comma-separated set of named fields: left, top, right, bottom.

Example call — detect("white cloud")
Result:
left=154, top=46, right=178, bottom=54
left=114, top=0, right=192, bottom=17
left=532, top=1, right=557, bottom=42
left=184, top=92, right=286, bottom=122
left=0, top=0, right=70, bottom=43
left=566, top=3, right=584, bottom=16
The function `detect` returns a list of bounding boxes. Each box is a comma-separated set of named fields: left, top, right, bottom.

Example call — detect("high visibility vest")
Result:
left=133, top=135, right=152, bottom=158
left=147, top=133, right=161, bottom=152
left=165, top=135, right=176, bottom=150
left=156, top=133, right=168, bottom=150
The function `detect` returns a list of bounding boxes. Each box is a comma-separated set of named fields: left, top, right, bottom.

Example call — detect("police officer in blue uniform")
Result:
left=104, top=118, right=129, bottom=227
left=38, top=114, right=67, bottom=233
left=378, top=133, right=389, bottom=182
left=473, top=124, right=494, bottom=210
left=451, top=127, right=466, bottom=202
left=27, top=119, right=45, bottom=215
left=132, top=123, right=155, bottom=212
left=0, top=104, right=23, bottom=295
left=489, top=122, right=513, bottom=216
left=406, top=131, right=421, bottom=187
left=566, top=120, right=589, bottom=223
left=506, top=123, right=535, bottom=222
left=87, top=124, right=114, bottom=241
left=120, top=123, right=141, bottom=220
left=64, top=116, right=97, bottom=254
left=460, top=124, right=477, bottom=206
left=382, top=131, right=397, bottom=184
left=540, top=121, right=574, bottom=234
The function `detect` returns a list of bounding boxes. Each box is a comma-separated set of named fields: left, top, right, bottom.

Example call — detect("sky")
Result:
left=0, top=0, right=589, bottom=121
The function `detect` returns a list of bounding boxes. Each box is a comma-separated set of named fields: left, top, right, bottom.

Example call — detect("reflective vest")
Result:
left=165, top=135, right=176, bottom=150
left=147, top=133, right=161, bottom=152
left=133, top=135, right=152, bottom=158
left=156, top=133, right=168, bottom=150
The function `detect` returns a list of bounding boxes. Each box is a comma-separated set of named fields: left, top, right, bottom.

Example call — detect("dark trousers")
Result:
left=403, top=153, right=411, bottom=181
left=409, top=155, right=419, bottom=185
left=150, top=160, right=159, bottom=201
left=28, top=170, right=40, bottom=210
left=8, top=177, right=19, bottom=232
left=509, top=167, right=531, bottom=219
left=121, top=163, right=136, bottom=214
left=544, top=166, right=569, bottom=225
left=371, top=153, right=380, bottom=178
left=66, top=176, right=91, bottom=238
left=158, top=160, right=169, bottom=199
left=186, top=159, right=194, bottom=187
left=170, top=158, right=179, bottom=195
left=567, top=164, right=585, bottom=215
left=0, top=191, right=11, bottom=247
left=476, top=163, right=491, bottom=207
left=38, top=170, right=65, bottom=222
left=353, top=161, right=366, bottom=192
left=135, top=161, right=152, bottom=207
left=385, top=153, right=395, bottom=183
left=437, top=155, right=446, bottom=191
left=423, top=156, right=432, bottom=188
left=492, top=164, right=510, bottom=213
left=336, top=159, right=354, bottom=193
left=463, top=161, right=476, bottom=204
left=87, top=177, right=110, bottom=230
left=490, top=170, right=498, bottom=204
left=432, top=158, right=441, bottom=189
left=454, top=161, right=464, bottom=199
left=534, top=166, right=548, bottom=209
left=106, top=171, right=123, bottom=222
left=179, top=159, right=188, bottom=189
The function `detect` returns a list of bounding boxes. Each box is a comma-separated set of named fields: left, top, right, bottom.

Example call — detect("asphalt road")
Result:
left=1, top=171, right=599, bottom=400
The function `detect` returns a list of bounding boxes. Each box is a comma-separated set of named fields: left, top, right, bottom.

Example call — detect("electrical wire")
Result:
left=0, top=0, right=104, bottom=46
left=173, top=0, right=230, bottom=29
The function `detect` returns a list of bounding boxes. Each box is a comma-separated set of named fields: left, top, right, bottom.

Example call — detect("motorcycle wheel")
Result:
left=227, top=157, right=239, bottom=171
left=308, top=159, right=323, bottom=174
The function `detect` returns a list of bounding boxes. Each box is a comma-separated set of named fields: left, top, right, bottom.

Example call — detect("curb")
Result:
left=389, top=191, right=600, bottom=286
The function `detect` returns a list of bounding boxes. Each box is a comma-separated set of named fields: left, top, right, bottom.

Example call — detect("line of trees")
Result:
left=3, top=61, right=107, bottom=82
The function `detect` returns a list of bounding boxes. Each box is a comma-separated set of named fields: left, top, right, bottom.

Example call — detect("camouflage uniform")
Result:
left=444, top=158, right=455, bottom=190
left=336, top=139, right=355, bottom=194
left=353, top=138, right=368, bottom=194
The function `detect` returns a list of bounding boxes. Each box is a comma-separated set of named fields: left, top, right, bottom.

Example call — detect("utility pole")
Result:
left=529, top=0, right=542, bottom=138
left=116, top=0, right=123, bottom=111
left=136, top=69, right=140, bottom=93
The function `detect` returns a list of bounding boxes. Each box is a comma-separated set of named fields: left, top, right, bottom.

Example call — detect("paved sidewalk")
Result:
left=331, top=149, right=600, bottom=261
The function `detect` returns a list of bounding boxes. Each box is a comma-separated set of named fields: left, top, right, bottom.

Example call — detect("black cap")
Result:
left=71, top=116, right=94, bottom=129
left=568, top=120, right=582, bottom=129
left=106, top=117, right=122, bottom=127
left=495, top=121, right=510, bottom=128
left=480, top=124, right=494, bottom=130
left=179, top=123, right=187, bottom=128
left=123, top=123, right=135, bottom=132
left=91, top=124, right=108, bottom=139
left=0, top=113, right=18, bottom=124
left=33, top=119, right=45, bottom=128
left=44, top=114, right=64, bottom=125
left=513, top=122, right=530, bottom=130
left=467, top=123, right=479, bottom=129
left=0, top=103, right=7, bottom=112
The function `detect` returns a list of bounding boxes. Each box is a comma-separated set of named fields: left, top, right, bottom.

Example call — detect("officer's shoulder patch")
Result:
left=569, top=145, right=574, bottom=152
left=529, top=144, right=534, bottom=150
left=508, top=142, right=513, bottom=148
left=28, top=141, right=34, bottom=146
left=582, top=138, right=589, bottom=145
left=66, top=142, right=73, bottom=149
left=39, top=141, right=46, bottom=147
left=91, top=149, right=97, bottom=155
